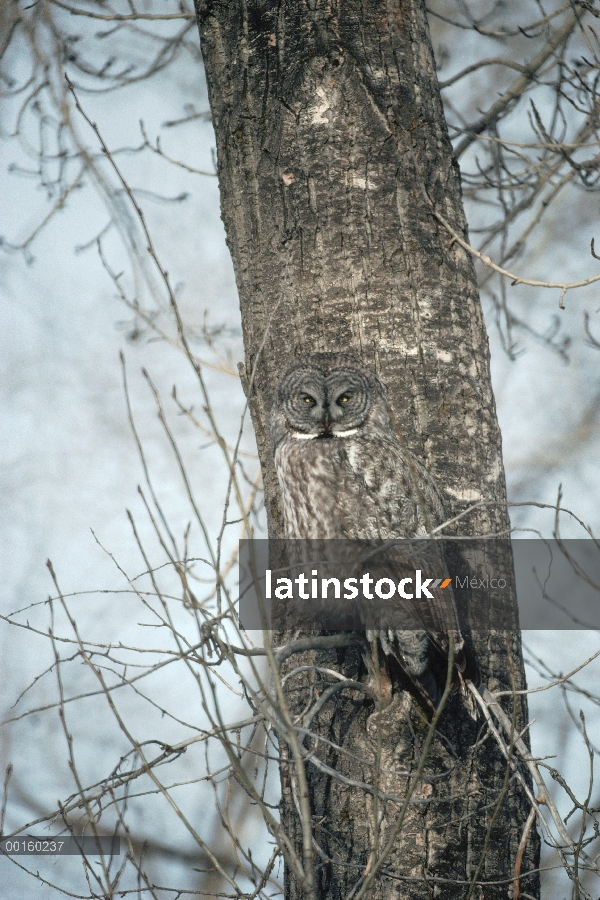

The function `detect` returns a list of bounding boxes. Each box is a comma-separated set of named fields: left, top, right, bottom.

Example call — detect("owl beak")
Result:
left=316, top=396, right=334, bottom=438
left=319, top=407, right=332, bottom=436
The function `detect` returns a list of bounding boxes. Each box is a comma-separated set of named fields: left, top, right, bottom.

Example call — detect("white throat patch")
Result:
left=289, top=428, right=359, bottom=440
left=290, top=431, right=317, bottom=440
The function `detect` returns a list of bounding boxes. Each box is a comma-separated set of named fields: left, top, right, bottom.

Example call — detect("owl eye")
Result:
left=302, top=394, right=316, bottom=406
left=337, top=393, right=350, bottom=404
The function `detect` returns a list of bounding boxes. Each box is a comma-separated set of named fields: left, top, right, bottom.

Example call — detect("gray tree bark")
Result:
left=196, top=1, right=539, bottom=897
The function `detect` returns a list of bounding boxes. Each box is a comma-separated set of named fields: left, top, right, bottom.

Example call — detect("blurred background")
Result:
left=2, top=2, right=600, bottom=897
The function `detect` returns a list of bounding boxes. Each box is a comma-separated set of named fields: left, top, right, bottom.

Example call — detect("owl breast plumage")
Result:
left=274, top=429, right=445, bottom=541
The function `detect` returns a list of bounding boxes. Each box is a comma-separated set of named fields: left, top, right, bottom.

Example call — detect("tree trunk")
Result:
left=196, top=1, right=539, bottom=897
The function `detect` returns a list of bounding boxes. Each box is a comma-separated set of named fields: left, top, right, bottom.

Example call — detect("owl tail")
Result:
left=368, top=628, right=480, bottom=718
left=366, top=628, right=440, bottom=714
left=415, top=664, right=478, bottom=720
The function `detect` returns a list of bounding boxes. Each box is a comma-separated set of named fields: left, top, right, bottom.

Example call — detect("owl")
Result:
left=270, top=351, right=474, bottom=709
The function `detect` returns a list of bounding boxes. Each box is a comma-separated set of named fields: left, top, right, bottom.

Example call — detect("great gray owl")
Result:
left=270, top=351, right=474, bottom=709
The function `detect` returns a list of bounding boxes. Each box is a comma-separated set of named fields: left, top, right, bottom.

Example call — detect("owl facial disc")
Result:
left=278, top=365, right=372, bottom=439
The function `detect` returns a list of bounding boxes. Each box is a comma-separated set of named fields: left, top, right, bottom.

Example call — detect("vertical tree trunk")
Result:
left=196, top=1, right=539, bottom=897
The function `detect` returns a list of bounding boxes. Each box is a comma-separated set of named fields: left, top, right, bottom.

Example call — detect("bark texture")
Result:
left=196, top=1, right=539, bottom=897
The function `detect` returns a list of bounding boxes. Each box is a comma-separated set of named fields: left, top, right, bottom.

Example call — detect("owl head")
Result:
left=270, top=352, right=393, bottom=444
